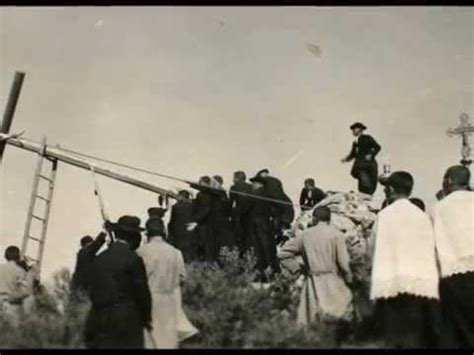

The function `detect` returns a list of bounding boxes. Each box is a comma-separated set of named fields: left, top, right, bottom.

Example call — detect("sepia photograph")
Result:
left=0, top=5, right=473, bottom=350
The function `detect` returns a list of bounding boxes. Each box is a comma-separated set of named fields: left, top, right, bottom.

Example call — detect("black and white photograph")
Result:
left=0, top=6, right=473, bottom=350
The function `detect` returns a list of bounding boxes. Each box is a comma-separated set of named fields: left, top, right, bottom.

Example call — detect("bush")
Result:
left=181, top=248, right=337, bottom=348
left=0, top=248, right=378, bottom=349
left=0, top=268, right=89, bottom=349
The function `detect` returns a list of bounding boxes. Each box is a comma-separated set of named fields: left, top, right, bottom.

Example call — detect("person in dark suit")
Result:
left=189, top=176, right=213, bottom=263
left=230, top=171, right=254, bottom=256
left=299, top=178, right=327, bottom=211
left=168, top=190, right=196, bottom=262
left=341, top=122, right=382, bottom=195
left=256, top=169, right=295, bottom=245
left=71, top=232, right=107, bottom=297
left=211, top=175, right=235, bottom=251
left=84, top=216, right=152, bottom=349
left=249, top=175, right=280, bottom=281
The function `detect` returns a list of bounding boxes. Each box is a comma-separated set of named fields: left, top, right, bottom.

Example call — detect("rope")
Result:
left=10, top=135, right=303, bottom=208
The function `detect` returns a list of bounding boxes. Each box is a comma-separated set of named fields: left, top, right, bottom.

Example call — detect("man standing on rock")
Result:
left=341, top=122, right=381, bottom=196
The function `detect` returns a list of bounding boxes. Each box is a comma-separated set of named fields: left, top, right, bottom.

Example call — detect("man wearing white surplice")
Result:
left=278, top=206, right=354, bottom=326
left=370, top=171, right=441, bottom=348
left=138, top=217, right=198, bottom=349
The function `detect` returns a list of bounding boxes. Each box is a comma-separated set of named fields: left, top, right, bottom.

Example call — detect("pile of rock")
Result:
left=293, top=191, right=378, bottom=263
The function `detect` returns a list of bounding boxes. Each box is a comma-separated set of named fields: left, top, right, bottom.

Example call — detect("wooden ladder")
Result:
left=21, top=136, right=58, bottom=271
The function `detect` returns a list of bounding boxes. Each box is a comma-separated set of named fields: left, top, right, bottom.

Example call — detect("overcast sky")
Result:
left=1, top=7, right=473, bottom=279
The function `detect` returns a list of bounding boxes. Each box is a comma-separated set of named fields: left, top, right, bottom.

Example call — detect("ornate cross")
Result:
left=447, top=113, right=474, bottom=166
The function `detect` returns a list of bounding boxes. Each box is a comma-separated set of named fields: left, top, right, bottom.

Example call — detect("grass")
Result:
left=0, top=248, right=380, bottom=349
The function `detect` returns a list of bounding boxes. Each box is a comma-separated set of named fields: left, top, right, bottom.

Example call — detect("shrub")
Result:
left=181, top=248, right=338, bottom=348
left=0, top=248, right=378, bottom=349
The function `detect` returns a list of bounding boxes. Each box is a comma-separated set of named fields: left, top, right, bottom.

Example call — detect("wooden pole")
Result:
left=0, top=72, right=26, bottom=163
left=0, top=134, right=178, bottom=199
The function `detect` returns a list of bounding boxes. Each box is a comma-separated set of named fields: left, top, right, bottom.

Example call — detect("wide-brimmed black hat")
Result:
left=113, top=215, right=144, bottom=233
left=379, top=171, right=414, bottom=191
left=250, top=175, right=267, bottom=184
left=256, top=168, right=270, bottom=177
left=350, top=122, right=367, bottom=130
left=147, top=207, right=167, bottom=219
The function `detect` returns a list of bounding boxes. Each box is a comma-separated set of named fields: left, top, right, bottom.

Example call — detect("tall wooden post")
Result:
left=0, top=71, right=26, bottom=164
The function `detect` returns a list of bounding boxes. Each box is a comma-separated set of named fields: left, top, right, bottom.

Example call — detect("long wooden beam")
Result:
left=0, top=72, right=26, bottom=163
left=0, top=134, right=178, bottom=199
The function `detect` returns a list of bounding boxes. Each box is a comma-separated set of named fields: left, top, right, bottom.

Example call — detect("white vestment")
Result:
left=432, top=190, right=474, bottom=278
left=137, top=238, right=197, bottom=349
left=370, top=199, right=439, bottom=300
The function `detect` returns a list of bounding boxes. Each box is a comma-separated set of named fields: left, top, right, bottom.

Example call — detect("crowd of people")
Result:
left=0, top=122, right=472, bottom=349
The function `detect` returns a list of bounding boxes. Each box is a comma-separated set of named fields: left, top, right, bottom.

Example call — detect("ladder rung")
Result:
left=32, top=215, right=45, bottom=222
left=39, top=175, right=53, bottom=182
left=28, top=236, right=42, bottom=243
left=35, top=195, right=50, bottom=203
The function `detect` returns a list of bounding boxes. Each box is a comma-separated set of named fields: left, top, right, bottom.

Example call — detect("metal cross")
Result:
left=447, top=113, right=474, bottom=166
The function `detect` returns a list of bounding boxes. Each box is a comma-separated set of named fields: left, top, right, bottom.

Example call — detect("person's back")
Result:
left=278, top=207, right=353, bottom=327
left=432, top=166, right=474, bottom=348
left=250, top=187, right=272, bottom=218
left=86, top=241, right=151, bottom=349
left=0, top=261, right=26, bottom=302
left=169, top=199, right=194, bottom=250
left=137, top=218, right=192, bottom=349
left=72, top=233, right=106, bottom=296
left=138, top=239, right=184, bottom=295
left=433, top=190, right=474, bottom=278
left=301, top=223, right=349, bottom=276
left=230, top=181, right=253, bottom=215
left=371, top=199, right=439, bottom=300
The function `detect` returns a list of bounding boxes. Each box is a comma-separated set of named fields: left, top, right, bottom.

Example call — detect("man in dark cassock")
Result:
left=433, top=166, right=474, bottom=348
left=84, top=216, right=152, bottom=349
left=256, top=169, right=295, bottom=245
left=189, top=176, right=214, bottom=263
left=71, top=233, right=107, bottom=297
left=299, top=178, right=326, bottom=211
left=341, top=122, right=381, bottom=195
left=211, top=175, right=235, bottom=250
left=249, top=175, right=280, bottom=281
left=230, top=171, right=254, bottom=255
left=168, top=190, right=196, bottom=262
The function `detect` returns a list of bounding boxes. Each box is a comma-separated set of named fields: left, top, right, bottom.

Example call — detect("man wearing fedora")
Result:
left=341, top=122, right=382, bottom=196
left=84, top=215, right=152, bottom=349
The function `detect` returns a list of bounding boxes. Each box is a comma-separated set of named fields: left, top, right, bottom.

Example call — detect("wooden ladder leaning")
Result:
left=21, top=136, right=58, bottom=272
